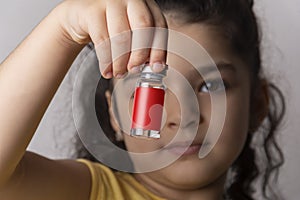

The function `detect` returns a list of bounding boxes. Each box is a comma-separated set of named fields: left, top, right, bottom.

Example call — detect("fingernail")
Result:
left=130, top=66, right=141, bottom=73
left=104, top=72, right=112, bottom=79
left=152, top=62, right=164, bottom=72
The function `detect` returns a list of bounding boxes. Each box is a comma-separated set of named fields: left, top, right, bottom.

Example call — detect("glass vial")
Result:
left=130, top=64, right=168, bottom=139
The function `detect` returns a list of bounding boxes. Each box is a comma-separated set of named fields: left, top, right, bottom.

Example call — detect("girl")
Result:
left=0, top=0, right=285, bottom=200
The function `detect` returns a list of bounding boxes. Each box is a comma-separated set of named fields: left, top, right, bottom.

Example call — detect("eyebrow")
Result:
left=121, top=62, right=236, bottom=84
left=197, top=62, right=237, bottom=76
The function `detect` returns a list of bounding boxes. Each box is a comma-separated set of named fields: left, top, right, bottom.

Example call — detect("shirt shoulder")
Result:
left=77, top=159, right=165, bottom=200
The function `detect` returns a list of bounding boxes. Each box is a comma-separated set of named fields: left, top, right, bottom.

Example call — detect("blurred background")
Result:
left=0, top=0, right=299, bottom=199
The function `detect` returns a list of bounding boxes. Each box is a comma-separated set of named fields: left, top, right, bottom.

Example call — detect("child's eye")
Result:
left=199, top=79, right=227, bottom=93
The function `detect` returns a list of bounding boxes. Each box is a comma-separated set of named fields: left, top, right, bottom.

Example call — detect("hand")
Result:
left=56, top=0, right=168, bottom=78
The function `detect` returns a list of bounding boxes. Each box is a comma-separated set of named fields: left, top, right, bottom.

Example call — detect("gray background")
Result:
left=0, top=0, right=299, bottom=199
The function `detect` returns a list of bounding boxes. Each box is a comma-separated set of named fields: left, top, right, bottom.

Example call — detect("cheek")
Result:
left=217, top=88, right=250, bottom=163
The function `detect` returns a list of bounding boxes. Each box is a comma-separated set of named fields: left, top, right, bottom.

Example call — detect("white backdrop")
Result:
left=0, top=0, right=299, bottom=199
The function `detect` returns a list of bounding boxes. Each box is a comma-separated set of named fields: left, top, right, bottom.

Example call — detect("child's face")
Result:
left=108, top=22, right=252, bottom=189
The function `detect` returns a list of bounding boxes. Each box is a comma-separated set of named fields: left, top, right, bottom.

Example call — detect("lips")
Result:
left=164, top=142, right=203, bottom=156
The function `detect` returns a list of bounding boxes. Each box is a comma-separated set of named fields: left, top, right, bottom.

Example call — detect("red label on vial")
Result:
left=131, top=87, right=165, bottom=131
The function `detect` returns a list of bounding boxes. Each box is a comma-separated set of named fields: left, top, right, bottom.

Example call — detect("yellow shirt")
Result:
left=78, top=159, right=165, bottom=200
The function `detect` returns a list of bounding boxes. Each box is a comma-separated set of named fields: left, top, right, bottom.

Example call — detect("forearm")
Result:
left=0, top=7, right=84, bottom=185
left=0, top=0, right=167, bottom=190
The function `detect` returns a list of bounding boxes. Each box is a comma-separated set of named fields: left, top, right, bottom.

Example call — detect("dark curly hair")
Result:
left=76, top=0, right=285, bottom=199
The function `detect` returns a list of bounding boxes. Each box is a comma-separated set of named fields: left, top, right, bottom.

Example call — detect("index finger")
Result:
left=145, top=0, right=168, bottom=72
left=126, top=0, right=168, bottom=72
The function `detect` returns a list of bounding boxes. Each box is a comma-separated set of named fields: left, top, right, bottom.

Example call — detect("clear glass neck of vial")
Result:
left=137, top=72, right=166, bottom=89
left=140, top=72, right=165, bottom=81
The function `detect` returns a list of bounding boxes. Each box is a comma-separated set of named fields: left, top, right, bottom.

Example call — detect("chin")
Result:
left=159, top=155, right=224, bottom=189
